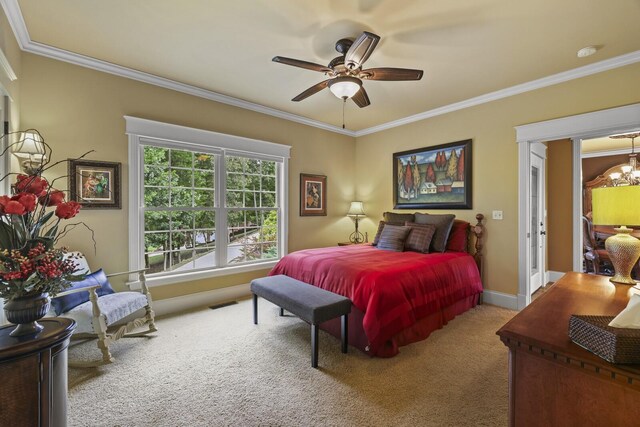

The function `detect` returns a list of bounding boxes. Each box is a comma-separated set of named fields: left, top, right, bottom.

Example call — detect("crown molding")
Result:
left=354, top=49, right=640, bottom=137
left=2, top=0, right=639, bottom=139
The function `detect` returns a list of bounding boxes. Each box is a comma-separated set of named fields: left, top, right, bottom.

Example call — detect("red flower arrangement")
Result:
left=0, top=130, right=91, bottom=299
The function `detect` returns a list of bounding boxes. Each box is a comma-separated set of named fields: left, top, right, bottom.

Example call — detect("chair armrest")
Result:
left=55, top=284, right=101, bottom=298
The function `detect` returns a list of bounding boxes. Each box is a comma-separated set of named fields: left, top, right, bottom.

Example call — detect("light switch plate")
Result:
left=492, top=210, right=503, bottom=220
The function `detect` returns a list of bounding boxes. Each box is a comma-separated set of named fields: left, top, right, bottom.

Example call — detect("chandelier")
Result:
left=609, top=132, right=640, bottom=186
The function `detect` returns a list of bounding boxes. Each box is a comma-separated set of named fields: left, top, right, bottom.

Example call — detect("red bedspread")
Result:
left=270, top=245, right=483, bottom=356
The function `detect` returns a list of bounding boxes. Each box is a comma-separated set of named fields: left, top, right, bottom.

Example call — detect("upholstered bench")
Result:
left=251, top=275, right=352, bottom=368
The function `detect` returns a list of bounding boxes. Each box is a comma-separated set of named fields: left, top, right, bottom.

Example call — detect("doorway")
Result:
left=516, top=103, right=640, bottom=310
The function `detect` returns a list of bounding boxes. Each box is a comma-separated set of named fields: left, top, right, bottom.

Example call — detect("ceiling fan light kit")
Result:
left=272, top=31, right=423, bottom=110
left=328, top=76, right=362, bottom=99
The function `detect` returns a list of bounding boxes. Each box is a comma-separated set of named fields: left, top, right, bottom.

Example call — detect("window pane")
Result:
left=171, top=231, right=193, bottom=250
left=171, top=188, right=193, bottom=207
left=194, top=247, right=215, bottom=269
left=195, top=229, right=216, bottom=246
left=194, top=190, right=215, bottom=207
left=194, top=170, right=214, bottom=188
left=226, top=173, right=244, bottom=190
left=194, top=153, right=214, bottom=170
left=227, top=244, right=245, bottom=264
left=226, top=191, right=243, bottom=208
left=262, top=176, right=276, bottom=192
left=144, top=146, right=169, bottom=166
left=144, top=187, right=169, bottom=207
left=145, top=211, right=170, bottom=231
left=145, top=232, right=169, bottom=253
left=246, top=159, right=260, bottom=174
left=145, top=251, right=170, bottom=273
left=144, top=166, right=169, bottom=187
left=262, top=161, right=276, bottom=176
left=246, top=174, right=261, bottom=190
left=172, top=211, right=194, bottom=230
left=261, top=192, right=276, bottom=208
left=171, top=150, right=192, bottom=168
left=194, top=211, right=215, bottom=229
left=226, top=157, right=244, bottom=173
left=175, top=169, right=192, bottom=187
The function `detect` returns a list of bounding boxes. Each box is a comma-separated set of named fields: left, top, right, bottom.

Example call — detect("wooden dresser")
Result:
left=0, top=318, right=75, bottom=427
left=497, top=272, right=640, bottom=427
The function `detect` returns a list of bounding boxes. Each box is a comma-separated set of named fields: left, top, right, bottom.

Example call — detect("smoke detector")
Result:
left=577, top=46, right=598, bottom=58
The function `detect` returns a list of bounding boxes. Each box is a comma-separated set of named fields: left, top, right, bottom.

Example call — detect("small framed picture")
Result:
left=300, top=173, right=327, bottom=216
left=68, top=159, right=121, bottom=209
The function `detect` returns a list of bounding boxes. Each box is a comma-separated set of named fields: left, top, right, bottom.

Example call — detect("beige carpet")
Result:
left=67, top=299, right=515, bottom=427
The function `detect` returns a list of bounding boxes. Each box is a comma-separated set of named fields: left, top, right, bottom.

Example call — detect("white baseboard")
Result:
left=547, top=271, right=565, bottom=282
left=152, top=283, right=251, bottom=317
left=482, top=290, right=519, bottom=310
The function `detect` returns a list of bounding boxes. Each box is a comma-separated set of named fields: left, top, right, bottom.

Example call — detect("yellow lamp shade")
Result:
left=592, top=186, right=640, bottom=226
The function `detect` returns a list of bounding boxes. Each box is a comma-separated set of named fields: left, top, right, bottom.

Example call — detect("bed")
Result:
left=269, top=213, right=485, bottom=357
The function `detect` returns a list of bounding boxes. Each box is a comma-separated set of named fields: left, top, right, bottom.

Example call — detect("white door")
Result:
left=530, top=151, right=546, bottom=294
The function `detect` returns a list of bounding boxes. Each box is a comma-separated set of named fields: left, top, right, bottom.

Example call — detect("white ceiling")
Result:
left=12, top=0, right=640, bottom=132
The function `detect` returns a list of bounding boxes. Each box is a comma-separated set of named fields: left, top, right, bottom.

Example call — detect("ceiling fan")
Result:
left=272, top=32, right=423, bottom=108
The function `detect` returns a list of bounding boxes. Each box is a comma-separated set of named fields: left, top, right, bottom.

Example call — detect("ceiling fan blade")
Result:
left=272, top=56, right=332, bottom=73
left=345, top=32, right=380, bottom=70
left=361, top=67, right=424, bottom=81
left=292, top=79, right=331, bottom=102
left=351, top=87, right=371, bottom=108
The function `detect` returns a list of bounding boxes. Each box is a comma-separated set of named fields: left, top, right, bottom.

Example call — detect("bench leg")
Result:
left=279, top=307, right=284, bottom=317
left=311, top=324, right=319, bottom=368
left=341, top=314, right=348, bottom=354
left=253, top=293, right=258, bottom=325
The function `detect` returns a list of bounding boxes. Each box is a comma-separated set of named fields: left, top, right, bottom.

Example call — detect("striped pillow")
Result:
left=377, top=224, right=411, bottom=252
left=372, top=220, right=403, bottom=246
left=404, top=223, right=437, bottom=253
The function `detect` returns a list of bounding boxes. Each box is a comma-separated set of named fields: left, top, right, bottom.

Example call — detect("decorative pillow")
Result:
left=404, top=223, right=437, bottom=253
left=383, top=212, right=415, bottom=225
left=51, top=269, right=115, bottom=315
left=412, top=213, right=456, bottom=253
left=376, top=224, right=411, bottom=252
left=372, top=221, right=386, bottom=246
left=446, top=220, right=470, bottom=252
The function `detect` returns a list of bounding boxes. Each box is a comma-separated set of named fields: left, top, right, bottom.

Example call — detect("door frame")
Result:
left=515, top=103, right=640, bottom=310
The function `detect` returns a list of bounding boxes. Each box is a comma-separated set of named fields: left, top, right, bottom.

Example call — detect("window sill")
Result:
left=128, top=260, right=279, bottom=289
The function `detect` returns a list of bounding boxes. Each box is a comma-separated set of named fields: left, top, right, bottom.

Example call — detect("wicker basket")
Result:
left=569, top=315, right=640, bottom=364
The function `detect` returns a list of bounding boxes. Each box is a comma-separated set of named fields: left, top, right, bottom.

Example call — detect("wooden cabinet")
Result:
left=0, top=318, right=75, bottom=427
left=497, top=272, right=640, bottom=426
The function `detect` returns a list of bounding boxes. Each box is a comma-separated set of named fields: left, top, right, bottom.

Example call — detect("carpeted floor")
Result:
left=67, top=299, right=515, bottom=427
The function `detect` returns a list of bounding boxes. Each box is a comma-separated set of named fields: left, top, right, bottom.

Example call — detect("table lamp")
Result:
left=347, top=201, right=366, bottom=244
left=592, top=186, right=640, bottom=285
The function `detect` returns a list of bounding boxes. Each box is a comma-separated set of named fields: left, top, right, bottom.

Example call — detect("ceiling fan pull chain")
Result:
left=342, top=97, right=346, bottom=129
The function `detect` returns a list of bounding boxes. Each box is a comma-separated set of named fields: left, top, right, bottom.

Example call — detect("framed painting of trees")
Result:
left=393, top=139, right=472, bottom=209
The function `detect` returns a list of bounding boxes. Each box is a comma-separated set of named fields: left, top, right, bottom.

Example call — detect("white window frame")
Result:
left=125, top=116, right=290, bottom=287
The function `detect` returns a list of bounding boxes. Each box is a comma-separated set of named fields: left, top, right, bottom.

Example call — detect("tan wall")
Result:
left=19, top=53, right=356, bottom=300
left=547, top=139, right=573, bottom=272
left=355, top=62, right=640, bottom=295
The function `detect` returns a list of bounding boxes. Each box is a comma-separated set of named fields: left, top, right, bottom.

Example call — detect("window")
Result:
left=126, top=117, right=290, bottom=286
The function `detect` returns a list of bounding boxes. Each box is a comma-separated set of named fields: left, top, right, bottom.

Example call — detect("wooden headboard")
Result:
left=583, top=164, right=625, bottom=215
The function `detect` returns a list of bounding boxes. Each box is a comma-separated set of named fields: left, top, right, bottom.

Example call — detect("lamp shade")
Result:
left=13, top=131, right=45, bottom=156
left=592, top=186, right=640, bottom=226
left=328, top=77, right=362, bottom=99
left=347, top=201, right=365, bottom=217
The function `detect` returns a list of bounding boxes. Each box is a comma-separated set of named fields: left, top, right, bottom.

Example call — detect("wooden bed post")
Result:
left=472, top=213, right=485, bottom=301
